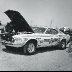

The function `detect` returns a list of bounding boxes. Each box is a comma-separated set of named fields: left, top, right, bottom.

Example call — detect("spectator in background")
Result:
left=67, top=29, right=72, bottom=53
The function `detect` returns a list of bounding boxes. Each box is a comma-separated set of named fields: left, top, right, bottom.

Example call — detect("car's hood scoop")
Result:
left=4, top=10, right=34, bottom=33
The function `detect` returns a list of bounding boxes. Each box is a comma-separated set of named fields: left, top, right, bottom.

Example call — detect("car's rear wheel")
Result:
left=59, top=40, right=66, bottom=50
left=23, top=42, right=36, bottom=55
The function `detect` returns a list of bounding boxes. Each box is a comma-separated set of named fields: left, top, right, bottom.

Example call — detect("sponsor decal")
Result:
left=40, top=41, right=43, bottom=43
left=44, top=38, right=60, bottom=44
left=44, top=39, right=50, bottom=42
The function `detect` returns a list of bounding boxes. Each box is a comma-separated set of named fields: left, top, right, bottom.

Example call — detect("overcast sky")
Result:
left=0, top=0, right=72, bottom=28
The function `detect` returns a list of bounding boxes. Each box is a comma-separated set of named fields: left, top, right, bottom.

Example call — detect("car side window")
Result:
left=51, top=29, right=58, bottom=35
left=46, top=29, right=51, bottom=34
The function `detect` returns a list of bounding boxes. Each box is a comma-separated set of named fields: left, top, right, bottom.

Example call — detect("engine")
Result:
left=1, top=23, right=16, bottom=41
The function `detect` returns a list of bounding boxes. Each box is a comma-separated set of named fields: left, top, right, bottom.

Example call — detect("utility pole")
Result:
left=50, top=19, right=52, bottom=28
left=56, top=25, right=58, bottom=30
left=0, top=21, right=1, bottom=25
left=31, top=20, right=32, bottom=25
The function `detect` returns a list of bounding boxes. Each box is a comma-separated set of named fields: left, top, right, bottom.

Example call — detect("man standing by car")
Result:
left=67, top=29, right=72, bottom=53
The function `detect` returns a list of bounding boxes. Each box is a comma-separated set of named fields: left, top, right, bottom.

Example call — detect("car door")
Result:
left=43, top=28, right=53, bottom=47
left=50, top=29, right=60, bottom=46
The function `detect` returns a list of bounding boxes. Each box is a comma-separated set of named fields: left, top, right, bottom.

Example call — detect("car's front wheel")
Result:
left=23, top=42, right=36, bottom=55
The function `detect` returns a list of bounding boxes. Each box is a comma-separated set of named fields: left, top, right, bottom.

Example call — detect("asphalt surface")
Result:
left=0, top=42, right=72, bottom=71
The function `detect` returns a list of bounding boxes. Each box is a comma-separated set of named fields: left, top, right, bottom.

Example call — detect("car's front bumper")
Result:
left=1, top=40, right=24, bottom=48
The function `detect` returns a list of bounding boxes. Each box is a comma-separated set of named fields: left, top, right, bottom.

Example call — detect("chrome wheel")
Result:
left=61, top=42, right=66, bottom=49
left=23, top=42, right=36, bottom=55
left=60, top=41, right=66, bottom=49
left=27, top=43, right=35, bottom=53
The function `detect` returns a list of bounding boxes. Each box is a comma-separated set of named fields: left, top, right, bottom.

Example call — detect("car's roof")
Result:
left=32, top=26, right=47, bottom=28
left=32, top=27, right=59, bottom=30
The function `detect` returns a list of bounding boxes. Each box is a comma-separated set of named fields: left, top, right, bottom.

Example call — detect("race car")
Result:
left=1, top=10, right=70, bottom=55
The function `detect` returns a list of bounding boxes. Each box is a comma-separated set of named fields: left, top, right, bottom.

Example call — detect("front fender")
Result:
left=20, top=37, right=38, bottom=46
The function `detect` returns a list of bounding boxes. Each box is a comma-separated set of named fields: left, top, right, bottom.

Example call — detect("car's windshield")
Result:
left=32, top=27, right=46, bottom=33
left=56, top=29, right=64, bottom=34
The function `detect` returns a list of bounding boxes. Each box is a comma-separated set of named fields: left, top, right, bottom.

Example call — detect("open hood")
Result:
left=4, top=10, right=34, bottom=33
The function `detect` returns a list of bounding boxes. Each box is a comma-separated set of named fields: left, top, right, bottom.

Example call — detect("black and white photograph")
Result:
left=0, top=0, right=72, bottom=71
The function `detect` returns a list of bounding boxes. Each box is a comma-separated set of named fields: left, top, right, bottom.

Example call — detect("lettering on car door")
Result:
left=51, top=29, right=60, bottom=45
left=44, top=29, right=53, bottom=46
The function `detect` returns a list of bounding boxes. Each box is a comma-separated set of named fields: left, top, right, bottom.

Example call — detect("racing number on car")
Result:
left=44, top=39, right=52, bottom=44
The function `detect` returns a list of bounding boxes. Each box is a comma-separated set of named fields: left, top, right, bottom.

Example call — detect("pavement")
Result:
left=0, top=43, right=72, bottom=71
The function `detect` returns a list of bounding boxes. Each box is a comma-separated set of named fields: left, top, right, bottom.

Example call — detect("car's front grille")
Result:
left=1, top=34, right=13, bottom=41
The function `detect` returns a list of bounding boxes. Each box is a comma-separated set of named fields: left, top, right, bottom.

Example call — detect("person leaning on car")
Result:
left=67, top=30, right=72, bottom=53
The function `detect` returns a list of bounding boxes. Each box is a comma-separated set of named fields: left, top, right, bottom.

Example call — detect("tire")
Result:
left=59, top=40, right=66, bottom=50
left=23, top=42, right=36, bottom=55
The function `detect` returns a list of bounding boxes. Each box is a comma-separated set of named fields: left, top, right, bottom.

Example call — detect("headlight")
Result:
left=12, top=37, right=28, bottom=44
left=12, top=37, right=23, bottom=44
left=14, top=38, right=22, bottom=42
